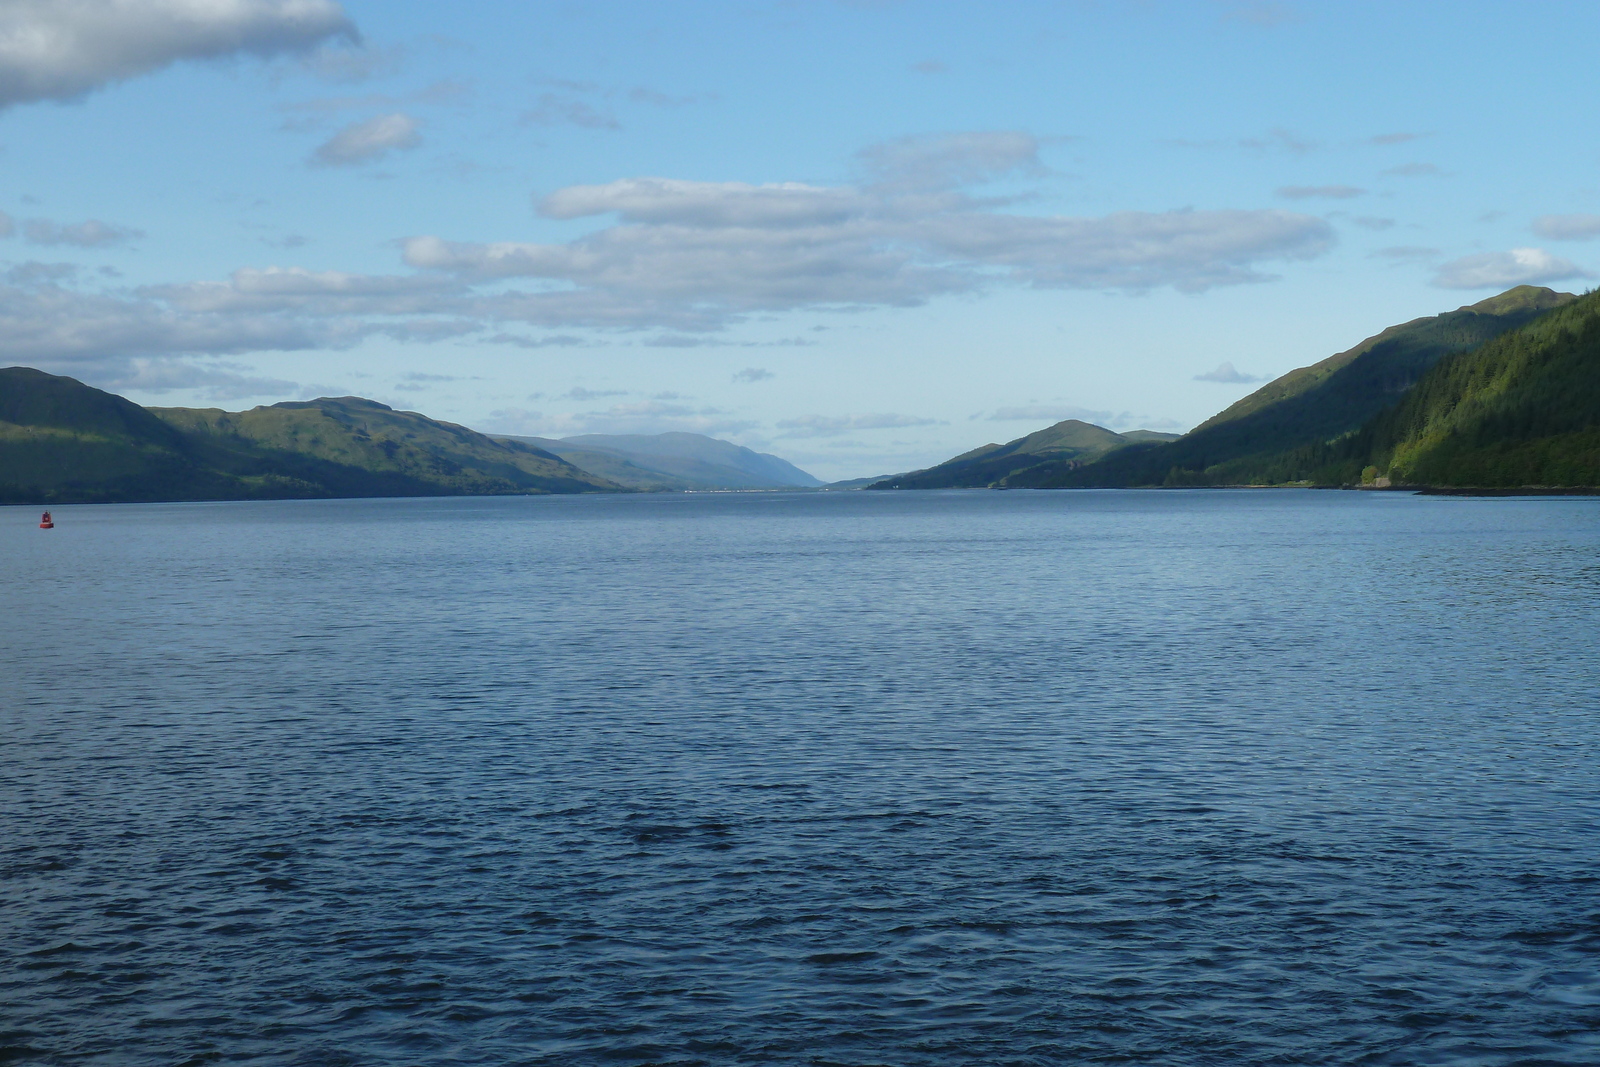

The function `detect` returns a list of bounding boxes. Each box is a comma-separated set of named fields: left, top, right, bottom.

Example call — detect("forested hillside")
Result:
left=1023, top=286, right=1575, bottom=488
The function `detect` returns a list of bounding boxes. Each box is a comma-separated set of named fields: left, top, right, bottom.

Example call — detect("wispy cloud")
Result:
left=564, top=386, right=627, bottom=401
left=732, top=367, right=775, bottom=383
left=22, top=217, right=143, bottom=247
left=1382, top=162, right=1441, bottom=178
left=858, top=130, right=1044, bottom=190
left=1432, top=247, right=1590, bottom=289
left=484, top=333, right=590, bottom=348
left=1368, top=132, right=1427, bottom=145
left=1194, top=361, right=1266, bottom=383
left=1239, top=127, right=1317, bottom=154
left=0, top=131, right=1340, bottom=372
left=519, top=79, right=711, bottom=131
left=1277, top=185, right=1364, bottom=200
left=1531, top=214, right=1600, bottom=241
left=101, top=358, right=301, bottom=402
left=520, top=93, right=619, bottom=130
left=776, top=413, right=941, bottom=438
left=311, top=113, right=420, bottom=166
left=401, top=132, right=1334, bottom=330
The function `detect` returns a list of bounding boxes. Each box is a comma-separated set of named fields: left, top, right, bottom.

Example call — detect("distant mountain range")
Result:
left=495, top=432, right=822, bottom=490
left=873, top=284, right=1598, bottom=492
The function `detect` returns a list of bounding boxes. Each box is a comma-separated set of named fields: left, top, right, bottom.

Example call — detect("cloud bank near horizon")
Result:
left=0, top=132, right=1338, bottom=388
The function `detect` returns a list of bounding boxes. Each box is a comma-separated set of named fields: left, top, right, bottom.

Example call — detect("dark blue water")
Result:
left=4, top=489, right=1598, bottom=1066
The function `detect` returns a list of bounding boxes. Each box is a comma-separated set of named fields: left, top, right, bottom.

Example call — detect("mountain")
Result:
left=1332, top=287, right=1600, bottom=488
left=496, top=431, right=822, bottom=490
left=1023, top=285, right=1577, bottom=488
left=0, top=367, right=620, bottom=503
left=866, top=420, right=1180, bottom=489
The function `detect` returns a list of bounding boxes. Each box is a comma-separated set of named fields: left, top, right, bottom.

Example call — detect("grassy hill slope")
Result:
left=156, top=399, right=614, bottom=498
left=1026, top=286, right=1575, bottom=488
left=0, top=368, right=620, bottom=503
left=867, top=420, right=1179, bottom=489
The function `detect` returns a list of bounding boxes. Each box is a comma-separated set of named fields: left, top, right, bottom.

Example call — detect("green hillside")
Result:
left=0, top=368, right=620, bottom=503
left=155, top=398, right=614, bottom=497
left=867, top=420, right=1178, bottom=489
left=1344, top=288, right=1600, bottom=488
left=1024, top=285, right=1575, bottom=488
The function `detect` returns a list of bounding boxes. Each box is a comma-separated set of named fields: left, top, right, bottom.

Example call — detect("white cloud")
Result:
left=1276, top=185, right=1364, bottom=199
left=1194, top=361, right=1266, bottom=383
left=23, top=217, right=143, bottom=246
left=311, top=112, right=419, bottom=166
left=539, top=178, right=873, bottom=228
left=0, top=0, right=355, bottom=108
left=0, top=280, right=357, bottom=366
left=0, top=132, right=1338, bottom=367
left=406, top=152, right=1333, bottom=327
left=146, top=265, right=461, bottom=316
left=775, top=413, right=940, bottom=438
left=483, top=333, right=589, bottom=349
left=1432, top=247, right=1590, bottom=289
left=5, top=261, right=79, bottom=284
left=732, top=367, right=774, bottom=383
left=1531, top=214, right=1600, bottom=241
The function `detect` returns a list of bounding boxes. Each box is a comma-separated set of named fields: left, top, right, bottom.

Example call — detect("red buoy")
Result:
left=39, top=511, right=53, bottom=529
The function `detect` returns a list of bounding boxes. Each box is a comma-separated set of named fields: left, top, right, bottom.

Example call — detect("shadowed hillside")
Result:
left=866, top=420, right=1179, bottom=489
left=0, top=368, right=621, bottom=503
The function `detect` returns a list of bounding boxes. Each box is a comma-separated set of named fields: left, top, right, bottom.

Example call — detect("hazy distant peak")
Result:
left=520, top=430, right=821, bottom=489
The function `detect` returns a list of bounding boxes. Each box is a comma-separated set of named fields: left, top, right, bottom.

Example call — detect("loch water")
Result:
left=3, top=489, right=1599, bottom=1066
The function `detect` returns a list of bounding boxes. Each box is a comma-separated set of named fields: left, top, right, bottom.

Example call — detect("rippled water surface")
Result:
left=4, top=489, right=1599, bottom=1066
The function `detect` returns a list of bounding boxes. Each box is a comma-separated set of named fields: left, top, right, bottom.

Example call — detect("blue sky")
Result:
left=2, top=0, right=1597, bottom=479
